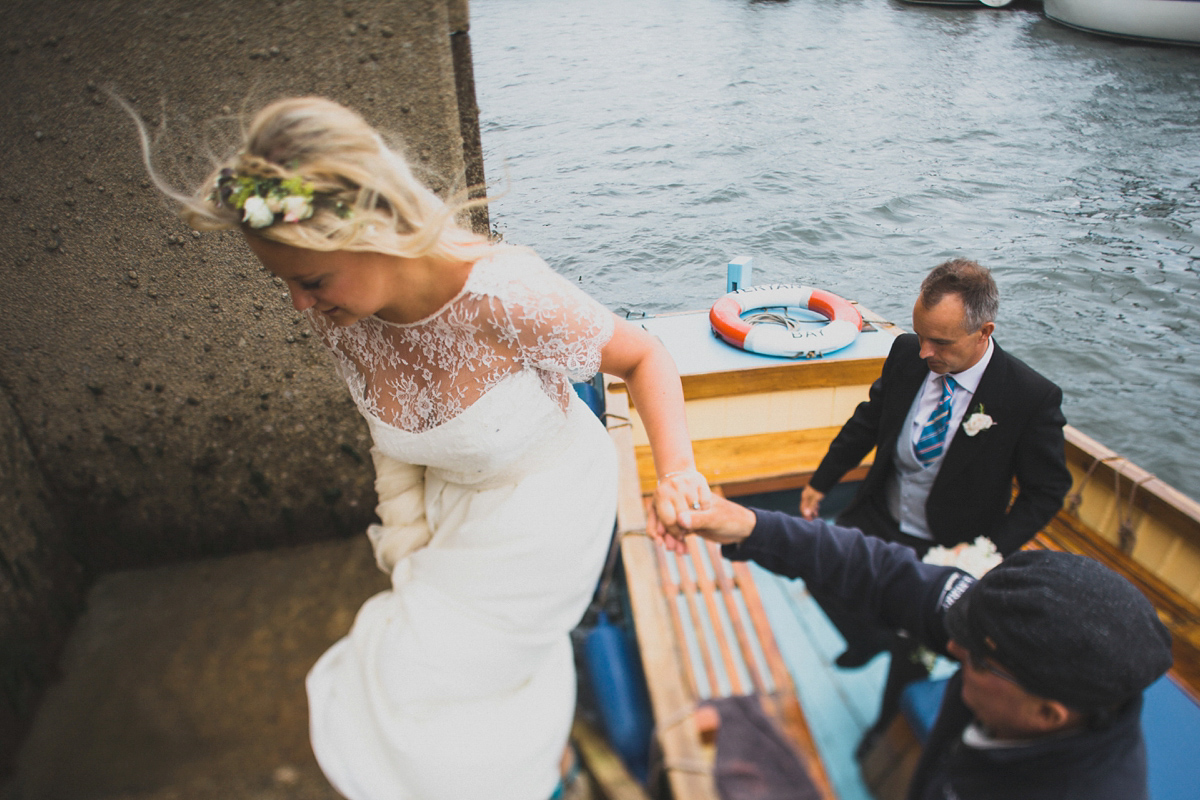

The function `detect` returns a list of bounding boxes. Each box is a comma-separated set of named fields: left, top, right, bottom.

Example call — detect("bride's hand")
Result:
left=651, top=468, right=712, bottom=553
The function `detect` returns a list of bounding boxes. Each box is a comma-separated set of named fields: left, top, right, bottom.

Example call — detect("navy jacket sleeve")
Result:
left=722, top=508, right=975, bottom=654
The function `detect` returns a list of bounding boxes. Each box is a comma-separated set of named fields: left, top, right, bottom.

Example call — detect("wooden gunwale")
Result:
left=1062, top=425, right=1200, bottom=560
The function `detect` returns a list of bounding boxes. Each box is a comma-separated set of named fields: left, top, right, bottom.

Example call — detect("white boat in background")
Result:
left=1045, top=0, right=1200, bottom=45
left=898, top=0, right=1014, bottom=7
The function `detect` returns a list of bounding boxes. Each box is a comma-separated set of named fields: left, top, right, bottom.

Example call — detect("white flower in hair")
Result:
left=214, top=167, right=337, bottom=227
left=282, top=194, right=314, bottom=223
left=243, top=195, right=275, bottom=228
left=923, top=536, right=1002, bottom=578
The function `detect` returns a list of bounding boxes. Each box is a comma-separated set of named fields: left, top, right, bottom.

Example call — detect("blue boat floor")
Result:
left=749, top=563, right=886, bottom=800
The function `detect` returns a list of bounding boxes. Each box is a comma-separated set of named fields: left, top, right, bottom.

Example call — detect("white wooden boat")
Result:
left=1044, top=0, right=1200, bottom=46
left=602, top=285, right=1200, bottom=799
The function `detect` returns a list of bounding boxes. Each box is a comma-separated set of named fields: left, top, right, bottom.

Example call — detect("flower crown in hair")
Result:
left=212, top=167, right=350, bottom=229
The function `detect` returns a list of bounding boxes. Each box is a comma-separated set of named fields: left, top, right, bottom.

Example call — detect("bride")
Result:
left=132, top=96, right=708, bottom=799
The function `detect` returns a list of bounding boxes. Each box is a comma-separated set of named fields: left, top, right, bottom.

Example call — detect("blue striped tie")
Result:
left=915, top=375, right=957, bottom=466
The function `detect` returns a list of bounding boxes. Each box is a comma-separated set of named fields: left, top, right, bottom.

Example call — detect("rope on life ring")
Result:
left=709, top=284, right=863, bottom=358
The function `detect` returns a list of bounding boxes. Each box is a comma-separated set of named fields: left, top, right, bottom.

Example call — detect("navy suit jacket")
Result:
left=809, top=334, right=1071, bottom=555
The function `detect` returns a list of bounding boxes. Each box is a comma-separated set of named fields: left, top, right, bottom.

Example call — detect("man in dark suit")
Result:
left=800, top=259, right=1072, bottom=746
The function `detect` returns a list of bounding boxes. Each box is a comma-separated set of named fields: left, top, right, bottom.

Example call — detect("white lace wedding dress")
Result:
left=304, top=248, right=619, bottom=800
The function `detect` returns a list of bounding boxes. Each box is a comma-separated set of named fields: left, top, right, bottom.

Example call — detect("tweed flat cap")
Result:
left=944, top=550, right=1172, bottom=709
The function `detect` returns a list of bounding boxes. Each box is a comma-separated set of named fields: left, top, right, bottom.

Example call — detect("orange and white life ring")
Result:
left=709, top=284, right=863, bottom=358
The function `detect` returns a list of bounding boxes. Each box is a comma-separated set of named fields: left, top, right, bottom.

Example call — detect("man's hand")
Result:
left=647, top=469, right=712, bottom=555
left=799, top=484, right=825, bottom=521
left=676, top=495, right=757, bottom=546
left=646, top=502, right=689, bottom=555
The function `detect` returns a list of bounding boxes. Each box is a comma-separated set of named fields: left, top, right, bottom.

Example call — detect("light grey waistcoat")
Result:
left=885, top=393, right=947, bottom=541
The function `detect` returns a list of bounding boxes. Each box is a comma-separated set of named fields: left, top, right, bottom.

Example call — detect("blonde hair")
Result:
left=127, top=95, right=493, bottom=262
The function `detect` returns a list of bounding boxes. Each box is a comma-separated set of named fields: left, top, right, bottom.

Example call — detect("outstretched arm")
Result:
left=601, top=318, right=710, bottom=552
left=681, top=496, right=971, bottom=653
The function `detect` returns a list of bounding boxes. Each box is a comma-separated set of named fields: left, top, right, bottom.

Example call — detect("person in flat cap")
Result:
left=659, top=496, right=1172, bottom=800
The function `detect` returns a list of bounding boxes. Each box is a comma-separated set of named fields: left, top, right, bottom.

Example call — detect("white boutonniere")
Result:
left=962, top=403, right=996, bottom=437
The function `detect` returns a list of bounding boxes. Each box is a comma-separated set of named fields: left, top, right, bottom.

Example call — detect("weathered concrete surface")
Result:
left=8, top=536, right=388, bottom=800
left=0, top=0, right=487, bottom=780
left=0, top=391, right=83, bottom=775
left=0, top=0, right=480, bottom=570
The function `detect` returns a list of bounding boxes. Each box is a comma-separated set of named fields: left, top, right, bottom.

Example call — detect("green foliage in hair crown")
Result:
left=213, top=168, right=350, bottom=229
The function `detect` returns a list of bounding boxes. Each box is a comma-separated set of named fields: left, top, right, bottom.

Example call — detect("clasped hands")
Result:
left=648, top=469, right=755, bottom=554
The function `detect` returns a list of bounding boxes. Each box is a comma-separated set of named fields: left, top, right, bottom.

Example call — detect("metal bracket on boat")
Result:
left=601, top=412, right=631, bottom=430
left=1064, top=454, right=1121, bottom=516
left=1117, top=473, right=1157, bottom=555
left=857, top=314, right=891, bottom=334
left=1065, top=454, right=1155, bottom=555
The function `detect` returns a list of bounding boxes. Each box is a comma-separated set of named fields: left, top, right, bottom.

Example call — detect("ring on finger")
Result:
left=692, top=502, right=702, bottom=510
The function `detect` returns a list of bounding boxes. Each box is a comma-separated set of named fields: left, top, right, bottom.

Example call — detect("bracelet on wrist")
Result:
left=658, top=468, right=701, bottom=484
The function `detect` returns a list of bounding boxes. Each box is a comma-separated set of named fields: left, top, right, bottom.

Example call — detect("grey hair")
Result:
left=918, top=259, right=999, bottom=333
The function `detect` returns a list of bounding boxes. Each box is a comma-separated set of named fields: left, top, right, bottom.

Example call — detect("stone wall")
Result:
left=0, top=0, right=485, bottom=569
left=0, top=389, right=81, bottom=774
left=0, top=0, right=485, bottom=771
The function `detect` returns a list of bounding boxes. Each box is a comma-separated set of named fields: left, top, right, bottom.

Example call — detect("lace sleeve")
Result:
left=476, top=251, right=615, bottom=388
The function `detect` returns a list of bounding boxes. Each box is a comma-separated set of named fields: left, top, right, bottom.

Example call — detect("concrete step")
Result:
left=7, top=537, right=389, bottom=799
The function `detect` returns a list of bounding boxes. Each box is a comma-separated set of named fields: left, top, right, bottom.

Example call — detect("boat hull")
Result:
left=899, top=1, right=1013, bottom=6
left=1045, top=0, right=1200, bottom=46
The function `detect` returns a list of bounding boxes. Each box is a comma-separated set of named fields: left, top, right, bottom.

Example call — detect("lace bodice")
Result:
left=307, top=248, right=615, bottom=435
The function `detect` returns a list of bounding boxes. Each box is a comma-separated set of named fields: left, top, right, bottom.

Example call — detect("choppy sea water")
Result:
left=471, top=0, right=1200, bottom=500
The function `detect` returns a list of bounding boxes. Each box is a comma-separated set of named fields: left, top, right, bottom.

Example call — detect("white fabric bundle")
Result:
left=365, top=447, right=431, bottom=575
